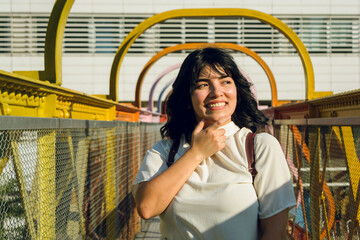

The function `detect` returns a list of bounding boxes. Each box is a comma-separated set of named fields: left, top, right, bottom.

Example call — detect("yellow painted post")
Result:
left=74, top=136, right=90, bottom=238
left=66, top=134, right=86, bottom=237
left=319, top=129, right=331, bottom=240
left=38, top=94, right=57, bottom=118
left=37, top=130, right=56, bottom=239
left=340, top=127, right=360, bottom=221
left=10, top=139, right=37, bottom=240
left=309, top=127, right=321, bottom=240
left=0, top=156, right=9, bottom=175
left=105, top=128, right=116, bottom=239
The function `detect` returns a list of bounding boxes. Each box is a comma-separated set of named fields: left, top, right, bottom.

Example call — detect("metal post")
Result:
left=37, top=130, right=56, bottom=239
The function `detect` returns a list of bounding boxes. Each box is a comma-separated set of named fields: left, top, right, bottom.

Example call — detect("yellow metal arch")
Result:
left=109, top=8, right=332, bottom=102
left=43, top=0, right=75, bottom=85
left=135, top=42, right=280, bottom=108
left=15, top=0, right=74, bottom=84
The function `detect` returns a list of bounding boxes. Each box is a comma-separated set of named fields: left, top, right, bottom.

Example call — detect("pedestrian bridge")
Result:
left=1, top=2, right=360, bottom=239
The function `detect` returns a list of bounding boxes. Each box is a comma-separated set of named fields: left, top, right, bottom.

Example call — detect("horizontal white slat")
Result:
left=0, top=13, right=358, bottom=55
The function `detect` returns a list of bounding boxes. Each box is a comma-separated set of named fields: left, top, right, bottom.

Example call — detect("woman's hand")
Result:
left=189, top=117, right=229, bottom=162
left=134, top=117, right=229, bottom=220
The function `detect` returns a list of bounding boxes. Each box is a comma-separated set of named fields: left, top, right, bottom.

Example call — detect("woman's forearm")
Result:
left=260, top=209, right=289, bottom=240
left=135, top=148, right=204, bottom=219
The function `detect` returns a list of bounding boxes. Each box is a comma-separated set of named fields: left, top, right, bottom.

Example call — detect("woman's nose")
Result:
left=209, top=84, right=223, bottom=97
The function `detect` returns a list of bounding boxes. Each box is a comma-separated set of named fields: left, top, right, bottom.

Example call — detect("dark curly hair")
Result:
left=160, top=47, right=268, bottom=143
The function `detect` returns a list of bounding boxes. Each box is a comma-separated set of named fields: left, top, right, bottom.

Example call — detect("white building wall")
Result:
left=1, top=0, right=360, bottom=104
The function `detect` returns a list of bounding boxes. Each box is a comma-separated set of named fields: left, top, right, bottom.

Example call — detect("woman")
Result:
left=133, top=47, right=296, bottom=239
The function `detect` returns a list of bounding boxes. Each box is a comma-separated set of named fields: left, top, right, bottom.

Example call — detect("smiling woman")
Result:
left=133, top=47, right=296, bottom=240
left=191, top=65, right=237, bottom=127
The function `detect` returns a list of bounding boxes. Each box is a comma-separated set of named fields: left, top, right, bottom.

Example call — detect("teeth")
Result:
left=208, top=102, right=226, bottom=108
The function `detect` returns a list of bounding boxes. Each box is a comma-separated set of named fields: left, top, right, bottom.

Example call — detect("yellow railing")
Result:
left=0, top=70, right=117, bottom=120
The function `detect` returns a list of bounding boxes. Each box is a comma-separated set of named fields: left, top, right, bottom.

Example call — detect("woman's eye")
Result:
left=196, top=83, right=208, bottom=88
left=222, top=79, right=233, bottom=85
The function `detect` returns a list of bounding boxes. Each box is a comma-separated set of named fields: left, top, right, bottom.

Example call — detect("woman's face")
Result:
left=190, top=65, right=237, bottom=127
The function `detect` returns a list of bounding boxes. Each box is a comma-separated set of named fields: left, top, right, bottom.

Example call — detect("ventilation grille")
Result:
left=0, top=13, right=359, bottom=55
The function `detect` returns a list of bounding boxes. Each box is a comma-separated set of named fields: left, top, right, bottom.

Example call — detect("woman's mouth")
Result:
left=206, top=102, right=226, bottom=108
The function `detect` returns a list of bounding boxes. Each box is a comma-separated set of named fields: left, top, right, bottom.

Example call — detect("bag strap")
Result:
left=245, top=132, right=257, bottom=182
left=167, top=137, right=180, bottom=167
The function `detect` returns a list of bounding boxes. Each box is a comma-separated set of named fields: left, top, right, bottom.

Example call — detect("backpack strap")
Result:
left=167, top=138, right=180, bottom=167
left=245, top=132, right=257, bottom=182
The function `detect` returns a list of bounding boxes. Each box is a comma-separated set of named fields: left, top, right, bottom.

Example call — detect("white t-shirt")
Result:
left=133, top=121, right=296, bottom=240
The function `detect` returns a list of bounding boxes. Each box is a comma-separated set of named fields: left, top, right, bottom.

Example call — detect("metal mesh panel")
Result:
left=140, top=123, right=163, bottom=159
left=276, top=122, right=359, bottom=240
left=0, top=118, right=162, bottom=239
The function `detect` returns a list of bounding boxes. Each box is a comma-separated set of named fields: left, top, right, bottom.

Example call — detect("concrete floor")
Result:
left=134, top=216, right=161, bottom=240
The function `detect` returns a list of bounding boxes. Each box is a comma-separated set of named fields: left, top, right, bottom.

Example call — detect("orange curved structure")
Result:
left=135, top=42, right=280, bottom=109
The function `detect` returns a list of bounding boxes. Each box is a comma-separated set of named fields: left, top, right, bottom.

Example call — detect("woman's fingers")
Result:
left=191, top=116, right=231, bottom=159
left=193, top=119, right=205, bottom=135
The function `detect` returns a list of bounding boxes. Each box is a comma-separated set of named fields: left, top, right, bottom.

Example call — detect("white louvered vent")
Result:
left=0, top=13, right=359, bottom=55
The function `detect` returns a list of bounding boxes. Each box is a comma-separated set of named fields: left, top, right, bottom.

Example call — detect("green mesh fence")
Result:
left=0, top=116, right=162, bottom=240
